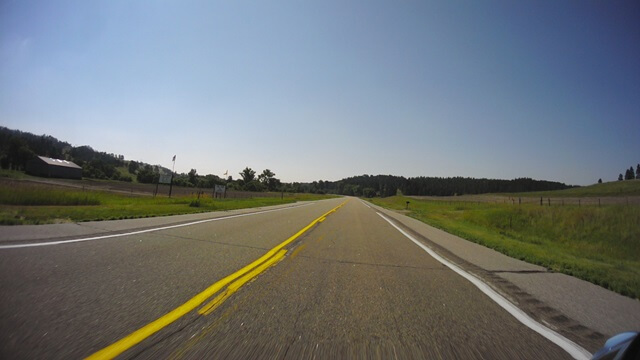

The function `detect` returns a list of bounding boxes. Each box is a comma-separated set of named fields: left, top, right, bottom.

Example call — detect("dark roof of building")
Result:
left=35, top=156, right=82, bottom=169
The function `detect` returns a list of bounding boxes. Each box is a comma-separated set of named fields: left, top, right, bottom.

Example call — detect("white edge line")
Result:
left=0, top=203, right=313, bottom=250
left=360, top=200, right=371, bottom=209
left=377, top=212, right=592, bottom=360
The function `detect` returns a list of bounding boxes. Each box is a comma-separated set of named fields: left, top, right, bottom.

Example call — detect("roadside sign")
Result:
left=159, top=175, right=172, bottom=184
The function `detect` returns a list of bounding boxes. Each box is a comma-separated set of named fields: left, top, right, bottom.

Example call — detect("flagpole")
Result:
left=169, top=155, right=176, bottom=198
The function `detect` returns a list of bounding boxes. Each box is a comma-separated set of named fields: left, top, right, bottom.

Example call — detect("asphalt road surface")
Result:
left=1, top=198, right=583, bottom=359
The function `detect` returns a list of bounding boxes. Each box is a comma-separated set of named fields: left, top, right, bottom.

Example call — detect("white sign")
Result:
left=159, top=175, right=172, bottom=184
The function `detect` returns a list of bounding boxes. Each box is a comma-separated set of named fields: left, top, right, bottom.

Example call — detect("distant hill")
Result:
left=506, top=179, right=640, bottom=198
left=0, top=126, right=169, bottom=183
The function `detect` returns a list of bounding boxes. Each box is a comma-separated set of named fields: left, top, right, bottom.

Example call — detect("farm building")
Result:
left=26, top=156, right=83, bottom=179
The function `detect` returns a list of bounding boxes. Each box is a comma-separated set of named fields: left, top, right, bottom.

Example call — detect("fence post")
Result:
left=540, top=197, right=543, bottom=206
left=548, top=198, right=550, bottom=206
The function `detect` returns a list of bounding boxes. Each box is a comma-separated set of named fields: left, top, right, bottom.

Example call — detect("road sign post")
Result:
left=158, top=174, right=172, bottom=197
left=214, top=185, right=226, bottom=199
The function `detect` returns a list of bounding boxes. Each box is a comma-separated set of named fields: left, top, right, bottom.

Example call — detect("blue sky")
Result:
left=1, top=1, right=638, bottom=185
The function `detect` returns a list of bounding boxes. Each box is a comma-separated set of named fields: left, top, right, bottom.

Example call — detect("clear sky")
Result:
left=1, top=1, right=638, bottom=185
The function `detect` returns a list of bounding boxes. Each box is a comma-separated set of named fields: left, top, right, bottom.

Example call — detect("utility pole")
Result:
left=169, top=155, right=176, bottom=198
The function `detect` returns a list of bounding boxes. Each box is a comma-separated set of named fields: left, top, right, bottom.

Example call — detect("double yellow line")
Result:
left=86, top=200, right=347, bottom=360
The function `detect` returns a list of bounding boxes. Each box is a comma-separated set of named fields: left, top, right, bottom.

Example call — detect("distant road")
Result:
left=0, top=198, right=592, bottom=359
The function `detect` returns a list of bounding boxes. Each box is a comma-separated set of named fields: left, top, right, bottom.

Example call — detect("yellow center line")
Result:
left=199, top=248, right=288, bottom=315
left=85, top=199, right=348, bottom=360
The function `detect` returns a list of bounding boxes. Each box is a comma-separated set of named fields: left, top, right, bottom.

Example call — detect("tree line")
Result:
left=1, top=126, right=577, bottom=196
left=305, top=174, right=572, bottom=197
left=0, top=127, right=279, bottom=191
left=617, top=164, right=640, bottom=181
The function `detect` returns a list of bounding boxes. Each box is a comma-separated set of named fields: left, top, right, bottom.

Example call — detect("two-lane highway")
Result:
left=1, top=198, right=583, bottom=359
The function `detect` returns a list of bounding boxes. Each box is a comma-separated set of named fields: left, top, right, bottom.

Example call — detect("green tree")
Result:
left=188, top=169, right=198, bottom=186
left=598, top=178, right=602, bottom=184
left=136, top=165, right=158, bottom=183
left=226, top=181, right=241, bottom=190
left=625, top=167, right=634, bottom=180
left=7, top=137, right=34, bottom=170
left=636, top=164, right=640, bottom=179
left=128, top=161, right=139, bottom=174
left=258, top=169, right=280, bottom=191
left=618, top=174, right=624, bottom=181
left=258, top=169, right=274, bottom=183
left=239, top=167, right=256, bottom=184
left=199, top=174, right=223, bottom=188
left=362, top=187, right=376, bottom=198
left=244, top=180, right=266, bottom=192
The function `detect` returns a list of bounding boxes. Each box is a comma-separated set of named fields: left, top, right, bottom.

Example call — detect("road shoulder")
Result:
left=367, top=200, right=640, bottom=352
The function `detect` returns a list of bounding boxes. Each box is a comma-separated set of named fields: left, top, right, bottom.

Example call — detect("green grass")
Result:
left=506, top=179, right=640, bottom=198
left=0, top=181, right=335, bottom=225
left=370, top=196, right=640, bottom=299
left=0, top=183, right=101, bottom=206
left=115, top=165, right=137, bottom=182
left=0, top=169, right=31, bottom=179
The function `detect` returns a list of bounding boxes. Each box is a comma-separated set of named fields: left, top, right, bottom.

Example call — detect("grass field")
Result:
left=0, top=181, right=335, bottom=225
left=0, top=169, right=31, bottom=179
left=369, top=195, right=640, bottom=299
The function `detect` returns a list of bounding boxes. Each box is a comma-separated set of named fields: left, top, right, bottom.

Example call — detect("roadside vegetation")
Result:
left=0, top=169, right=30, bottom=179
left=0, top=181, right=334, bottom=225
left=369, top=195, right=640, bottom=299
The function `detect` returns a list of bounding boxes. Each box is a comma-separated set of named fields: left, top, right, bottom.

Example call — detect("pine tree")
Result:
left=618, top=174, right=623, bottom=181
left=625, top=167, right=634, bottom=180
left=636, top=164, right=640, bottom=179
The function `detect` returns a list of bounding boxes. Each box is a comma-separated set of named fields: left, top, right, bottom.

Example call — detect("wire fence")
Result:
left=11, top=178, right=293, bottom=199
left=409, top=195, right=640, bottom=206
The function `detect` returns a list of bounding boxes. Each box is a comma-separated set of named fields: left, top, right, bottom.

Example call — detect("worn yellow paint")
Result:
left=199, top=249, right=287, bottom=315
left=289, top=243, right=308, bottom=260
left=85, top=200, right=347, bottom=360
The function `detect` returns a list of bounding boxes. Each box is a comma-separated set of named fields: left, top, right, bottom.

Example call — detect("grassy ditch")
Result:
left=369, top=196, right=640, bottom=299
left=0, top=181, right=335, bottom=225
